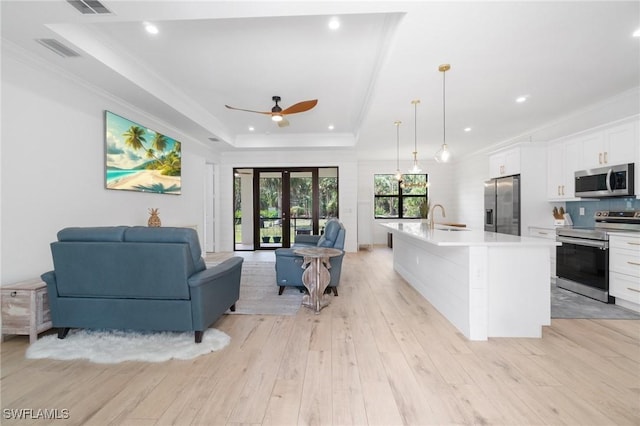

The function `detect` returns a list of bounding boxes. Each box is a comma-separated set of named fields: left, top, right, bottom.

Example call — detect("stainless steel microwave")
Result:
left=575, top=163, right=635, bottom=198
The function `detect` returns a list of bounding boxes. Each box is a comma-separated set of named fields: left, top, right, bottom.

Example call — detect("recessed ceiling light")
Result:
left=144, top=22, right=159, bottom=35
left=328, top=17, right=340, bottom=30
left=516, top=96, right=528, bottom=103
left=328, top=124, right=335, bottom=130
left=634, top=28, right=640, bottom=37
left=248, top=126, right=255, bottom=132
left=464, top=127, right=472, bottom=132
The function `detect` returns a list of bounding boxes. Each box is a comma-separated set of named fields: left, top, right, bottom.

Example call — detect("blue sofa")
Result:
left=41, top=226, right=243, bottom=343
left=275, top=218, right=345, bottom=296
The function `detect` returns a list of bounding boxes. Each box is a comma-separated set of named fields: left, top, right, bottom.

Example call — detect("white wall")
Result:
left=218, top=150, right=359, bottom=252
left=450, top=152, right=489, bottom=231
left=1, top=51, right=217, bottom=284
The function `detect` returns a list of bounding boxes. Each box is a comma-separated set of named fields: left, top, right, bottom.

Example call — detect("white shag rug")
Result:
left=25, top=328, right=230, bottom=364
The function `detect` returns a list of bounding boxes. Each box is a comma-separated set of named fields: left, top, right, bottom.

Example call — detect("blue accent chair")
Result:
left=275, top=218, right=345, bottom=296
left=41, top=226, right=243, bottom=343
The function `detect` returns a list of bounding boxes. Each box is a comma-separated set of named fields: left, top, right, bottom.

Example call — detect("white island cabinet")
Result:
left=381, top=222, right=559, bottom=341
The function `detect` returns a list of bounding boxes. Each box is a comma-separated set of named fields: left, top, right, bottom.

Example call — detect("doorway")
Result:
left=233, top=167, right=338, bottom=250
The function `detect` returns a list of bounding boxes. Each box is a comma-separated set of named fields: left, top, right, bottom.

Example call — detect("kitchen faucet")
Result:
left=429, top=204, right=446, bottom=229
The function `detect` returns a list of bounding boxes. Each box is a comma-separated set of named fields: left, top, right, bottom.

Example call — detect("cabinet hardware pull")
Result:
left=627, top=242, right=640, bottom=246
left=604, top=152, right=608, bottom=164
left=561, top=185, right=565, bottom=196
left=627, top=287, right=640, bottom=293
left=538, top=232, right=548, bottom=235
left=627, top=261, right=640, bottom=266
left=557, top=185, right=561, bottom=195
left=599, top=152, right=603, bottom=164
left=10, top=291, right=17, bottom=297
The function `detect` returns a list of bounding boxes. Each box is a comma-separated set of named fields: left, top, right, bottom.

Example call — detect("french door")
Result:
left=233, top=167, right=338, bottom=250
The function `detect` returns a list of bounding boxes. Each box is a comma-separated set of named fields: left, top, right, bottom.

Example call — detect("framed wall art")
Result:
left=105, top=111, right=181, bottom=195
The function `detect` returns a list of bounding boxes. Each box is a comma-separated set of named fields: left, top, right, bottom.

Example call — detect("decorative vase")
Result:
left=148, top=208, right=161, bottom=227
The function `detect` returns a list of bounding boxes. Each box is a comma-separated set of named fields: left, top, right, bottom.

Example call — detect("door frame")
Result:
left=251, top=167, right=325, bottom=249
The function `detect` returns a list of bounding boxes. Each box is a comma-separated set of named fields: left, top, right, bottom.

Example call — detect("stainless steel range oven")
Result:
left=556, top=210, right=640, bottom=303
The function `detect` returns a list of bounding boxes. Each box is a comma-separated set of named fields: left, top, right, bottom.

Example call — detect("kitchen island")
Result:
left=381, top=222, right=559, bottom=340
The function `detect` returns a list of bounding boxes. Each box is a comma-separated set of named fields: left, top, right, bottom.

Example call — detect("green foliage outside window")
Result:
left=374, top=174, right=428, bottom=218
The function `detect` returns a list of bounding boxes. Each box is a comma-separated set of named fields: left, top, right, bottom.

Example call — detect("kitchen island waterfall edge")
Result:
left=382, top=222, right=559, bottom=340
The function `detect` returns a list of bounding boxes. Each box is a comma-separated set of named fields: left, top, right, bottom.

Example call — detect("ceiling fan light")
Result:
left=271, top=114, right=283, bottom=122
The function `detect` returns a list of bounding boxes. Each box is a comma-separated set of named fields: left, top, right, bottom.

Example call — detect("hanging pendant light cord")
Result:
left=414, top=101, right=418, bottom=153
left=396, top=122, right=400, bottom=170
left=442, top=69, right=446, bottom=146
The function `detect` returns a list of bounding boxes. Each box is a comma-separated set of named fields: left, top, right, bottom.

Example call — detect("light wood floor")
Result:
left=2, top=248, right=639, bottom=425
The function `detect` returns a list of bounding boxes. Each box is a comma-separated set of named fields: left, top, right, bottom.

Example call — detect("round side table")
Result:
left=293, top=247, right=343, bottom=313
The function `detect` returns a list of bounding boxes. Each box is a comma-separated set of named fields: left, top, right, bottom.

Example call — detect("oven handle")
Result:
left=556, top=235, right=608, bottom=249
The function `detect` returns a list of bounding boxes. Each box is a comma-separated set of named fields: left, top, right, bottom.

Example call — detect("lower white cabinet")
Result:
left=528, top=226, right=556, bottom=278
left=609, top=234, right=640, bottom=312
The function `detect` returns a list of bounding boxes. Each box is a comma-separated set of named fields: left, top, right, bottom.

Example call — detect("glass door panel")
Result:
left=318, top=167, right=338, bottom=233
left=233, top=169, right=254, bottom=251
left=289, top=171, right=313, bottom=245
left=257, top=171, right=283, bottom=249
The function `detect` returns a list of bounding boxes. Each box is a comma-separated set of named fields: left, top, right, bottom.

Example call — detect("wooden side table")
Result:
left=294, top=247, right=343, bottom=314
left=1, top=278, right=52, bottom=343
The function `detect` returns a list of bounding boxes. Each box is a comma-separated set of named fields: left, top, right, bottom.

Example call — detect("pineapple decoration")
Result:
left=147, top=208, right=162, bottom=227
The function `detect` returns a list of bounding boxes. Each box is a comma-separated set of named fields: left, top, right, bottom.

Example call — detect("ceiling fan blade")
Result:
left=277, top=118, right=290, bottom=128
left=281, top=99, right=318, bottom=115
left=225, top=105, right=271, bottom=115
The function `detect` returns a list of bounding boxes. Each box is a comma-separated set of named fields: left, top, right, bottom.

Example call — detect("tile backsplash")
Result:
left=565, top=197, right=640, bottom=227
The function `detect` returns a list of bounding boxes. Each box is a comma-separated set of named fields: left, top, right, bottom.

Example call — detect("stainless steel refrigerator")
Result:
left=484, top=175, right=521, bottom=236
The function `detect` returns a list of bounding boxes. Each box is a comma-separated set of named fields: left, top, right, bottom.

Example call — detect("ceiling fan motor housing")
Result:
left=271, top=96, right=282, bottom=113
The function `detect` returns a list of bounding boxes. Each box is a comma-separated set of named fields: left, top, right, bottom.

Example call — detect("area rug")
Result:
left=551, top=284, right=640, bottom=319
left=25, top=328, right=230, bottom=364
left=214, top=261, right=303, bottom=315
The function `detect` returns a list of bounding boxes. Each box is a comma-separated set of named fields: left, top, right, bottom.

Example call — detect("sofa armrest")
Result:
left=188, top=257, right=243, bottom=330
left=188, top=257, right=243, bottom=289
left=293, top=235, right=320, bottom=246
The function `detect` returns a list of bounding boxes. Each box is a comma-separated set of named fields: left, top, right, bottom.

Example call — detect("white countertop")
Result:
left=381, top=222, right=560, bottom=247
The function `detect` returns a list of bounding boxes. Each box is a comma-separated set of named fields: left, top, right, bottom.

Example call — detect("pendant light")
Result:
left=409, top=99, right=422, bottom=173
left=394, top=121, right=403, bottom=181
left=434, top=64, right=451, bottom=163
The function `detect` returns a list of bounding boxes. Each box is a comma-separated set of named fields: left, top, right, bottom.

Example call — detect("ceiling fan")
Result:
left=225, top=96, right=318, bottom=128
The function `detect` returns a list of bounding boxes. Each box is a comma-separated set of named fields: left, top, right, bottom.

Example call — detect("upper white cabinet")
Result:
left=489, top=147, right=521, bottom=178
left=579, top=121, right=637, bottom=170
left=547, top=117, right=639, bottom=201
left=547, top=138, right=581, bottom=200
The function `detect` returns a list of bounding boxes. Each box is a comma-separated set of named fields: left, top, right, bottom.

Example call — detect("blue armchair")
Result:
left=275, top=218, right=345, bottom=296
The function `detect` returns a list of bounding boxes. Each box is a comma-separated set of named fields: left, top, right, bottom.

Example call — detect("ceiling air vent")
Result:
left=35, top=39, right=81, bottom=58
left=67, top=0, right=112, bottom=15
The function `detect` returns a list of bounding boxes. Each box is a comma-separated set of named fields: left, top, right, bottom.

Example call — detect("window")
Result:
left=374, top=174, right=428, bottom=218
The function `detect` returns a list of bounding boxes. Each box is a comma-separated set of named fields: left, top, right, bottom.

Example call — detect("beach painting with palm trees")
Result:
left=105, top=111, right=181, bottom=194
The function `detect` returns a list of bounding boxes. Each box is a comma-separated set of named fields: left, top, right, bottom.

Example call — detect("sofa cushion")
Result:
left=57, top=226, right=127, bottom=242
left=124, top=227, right=206, bottom=271
left=51, top=242, right=193, bottom=300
